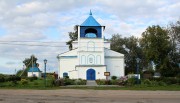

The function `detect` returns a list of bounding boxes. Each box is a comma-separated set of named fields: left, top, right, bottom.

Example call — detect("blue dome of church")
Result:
left=81, top=10, right=101, bottom=26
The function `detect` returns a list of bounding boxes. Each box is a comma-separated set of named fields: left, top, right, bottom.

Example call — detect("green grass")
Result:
left=58, top=85, right=180, bottom=91
left=1, top=78, right=180, bottom=90
left=1, top=84, right=180, bottom=91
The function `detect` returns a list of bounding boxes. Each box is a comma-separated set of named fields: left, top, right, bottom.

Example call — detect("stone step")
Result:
left=86, top=80, right=98, bottom=86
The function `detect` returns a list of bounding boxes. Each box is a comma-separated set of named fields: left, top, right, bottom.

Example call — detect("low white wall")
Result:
left=28, top=72, right=41, bottom=78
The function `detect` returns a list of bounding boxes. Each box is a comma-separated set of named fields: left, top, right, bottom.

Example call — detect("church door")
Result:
left=86, top=69, right=96, bottom=80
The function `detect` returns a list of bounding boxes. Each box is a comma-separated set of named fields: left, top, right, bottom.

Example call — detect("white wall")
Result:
left=59, top=58, right=77, bottom=78
left=78, top=38, right=104, bottom=52
left=72, top=41, right=78, bottom=49
left=28, top=72, right=41, bottom=78
left=105, top=57, right=124, bottom=78
left=78, top=51, right=104, bottom=65
left=104, top=41, right=110, bottom=49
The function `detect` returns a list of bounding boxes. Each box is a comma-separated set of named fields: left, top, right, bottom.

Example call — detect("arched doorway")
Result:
left=86, top=69, right=96, bottom=80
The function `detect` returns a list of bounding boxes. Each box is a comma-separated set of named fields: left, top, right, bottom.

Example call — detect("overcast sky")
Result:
left=0, top=0, right=179, bottom=74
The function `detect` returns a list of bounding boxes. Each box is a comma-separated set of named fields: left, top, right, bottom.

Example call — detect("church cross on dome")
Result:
left=89, top=10, right=92, bottom=15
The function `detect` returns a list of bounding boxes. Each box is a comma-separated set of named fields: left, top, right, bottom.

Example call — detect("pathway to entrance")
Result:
left=86, top=80, right=98, bottom=86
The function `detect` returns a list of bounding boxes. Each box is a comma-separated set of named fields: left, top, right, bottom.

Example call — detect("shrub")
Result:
left=105, top=80, right=112, bottom=85
left=64, top=76, right=69, bottom=79
left=111, top=76, right=117, bottom=80
left=96, top=79, right=106, bottom=85
left=27, top=77, right=38, bottom=82
left=20, top=79, right=28, bottom=85
left=143, top=79, right=152, bottom=85
left=118, top=76, right=128, bottom=86
left=149, top=77, right=179, bottom=85
left=64, top=78, right=74, bottom=85
left=127, top=78, right=136, bottom=86
left=74, top=79, right=86, bottom=85
left=158, top=81, right=167, bottom=86
left=6, top=75, right=21, bottom=82
left=111, top=80, right=118, bottom=85
left=0, top=75, right=5, bottom=82
left=54, top=79, right=65, bottom=86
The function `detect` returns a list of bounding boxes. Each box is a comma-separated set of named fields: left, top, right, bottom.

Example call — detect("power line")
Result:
left=0, top=40, right=110, bottom=43
left=0, top=42, right=68, bottom=47
left=0, top=41, right=66, bottom=43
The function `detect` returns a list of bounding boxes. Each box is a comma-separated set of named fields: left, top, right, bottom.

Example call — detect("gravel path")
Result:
left=0, top=89, right=180, bottom=103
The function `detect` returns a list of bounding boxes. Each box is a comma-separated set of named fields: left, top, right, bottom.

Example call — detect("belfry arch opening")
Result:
left=85, top=28, right=97, bottom=38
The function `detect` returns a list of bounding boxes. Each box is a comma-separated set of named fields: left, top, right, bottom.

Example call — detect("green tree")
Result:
left=110, top=34, right=144, bottom=74
left=166, top=20, right=180, bottom=77
left=140, top=25, right=172, bottom=77
left=23, top=55, right=37, bottom=68
left=168, top=20, right=180, bottom=64
left=18, top=55, right=38, bottom=77
left=66, top=25, right=78, bottom=50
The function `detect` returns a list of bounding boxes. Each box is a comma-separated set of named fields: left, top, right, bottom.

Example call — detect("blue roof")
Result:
left=81, top=11, right=101, bottom=26
left=28, top=67, right=41, bottom=72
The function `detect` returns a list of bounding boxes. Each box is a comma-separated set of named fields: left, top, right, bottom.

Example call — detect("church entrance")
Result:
left=86, top=69, right=96, bottom=80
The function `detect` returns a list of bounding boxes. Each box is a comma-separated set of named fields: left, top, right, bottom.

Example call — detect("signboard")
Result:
left=104, top=72, right=110, bottom=76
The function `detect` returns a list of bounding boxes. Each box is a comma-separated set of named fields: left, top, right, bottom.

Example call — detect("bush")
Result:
left=150, top=77, right=179, bottom=85
left=127, top=78, right=136, bottom=86
left=96, top=79, right=106, bottom=85
left=20, top=79, right=28, bottom=85
left=158, top=81, right=167, bottom=86
left=64, top=76, right=69, bottom=79
left=5, top=75, right=21, bottom=82
left=74, top=79, right=86, bottom=85
left=54, top=79, right=65, bottom=86
left=118, top=76, right=128, bottom=86
left=143, top=79, right=152, bottom=85
left=111, top=80, right=118, bottom=85
left=64, top=78, right=74, bottom=85
left=27, top=77, right=38, bottom=82
left=0, top=74, right=5, bottom=82
left=111, top=76, right=117, bottom=80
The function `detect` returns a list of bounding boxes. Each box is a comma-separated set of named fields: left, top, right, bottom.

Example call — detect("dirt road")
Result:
left=0, top=89, right=180, bottom=103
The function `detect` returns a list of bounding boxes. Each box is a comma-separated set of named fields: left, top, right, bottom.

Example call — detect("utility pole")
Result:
left=32, top=55, right=34, bottom=77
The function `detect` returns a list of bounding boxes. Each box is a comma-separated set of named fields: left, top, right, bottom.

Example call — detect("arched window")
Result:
left=85, top=28, right=97, bottom=38
left=87, top=54, right=95, bottom=65
left=63, top=72, right=68, bottom=78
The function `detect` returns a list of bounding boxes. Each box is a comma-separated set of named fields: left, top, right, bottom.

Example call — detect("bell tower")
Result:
left=77, top=11, right=105, bottom=65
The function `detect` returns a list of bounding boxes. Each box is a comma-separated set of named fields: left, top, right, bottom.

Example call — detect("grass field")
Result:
left=1, top=83, right=180, bottom=91
left=1, top=77, right=180, bottom=90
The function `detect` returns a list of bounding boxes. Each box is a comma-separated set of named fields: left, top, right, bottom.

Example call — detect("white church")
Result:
left=57, top=11, right=124, bottom=80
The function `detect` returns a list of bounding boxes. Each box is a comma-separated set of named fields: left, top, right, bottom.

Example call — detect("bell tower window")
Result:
left=85, top=28, right=97, bottom=38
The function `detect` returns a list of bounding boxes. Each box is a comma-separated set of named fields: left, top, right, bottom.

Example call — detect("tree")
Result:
left=66, top=25, right=78, bottom=50
left=166, top=20, right=180, bottom=77
left=110, top=34, right=144, bottom=75
left=18, top=55, right=38, bottom=77
left=23, top=55, right=37, bottom=68
left=140, top=25, right=173, bottom=77
left=168, top=20, right=180, bottom=65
